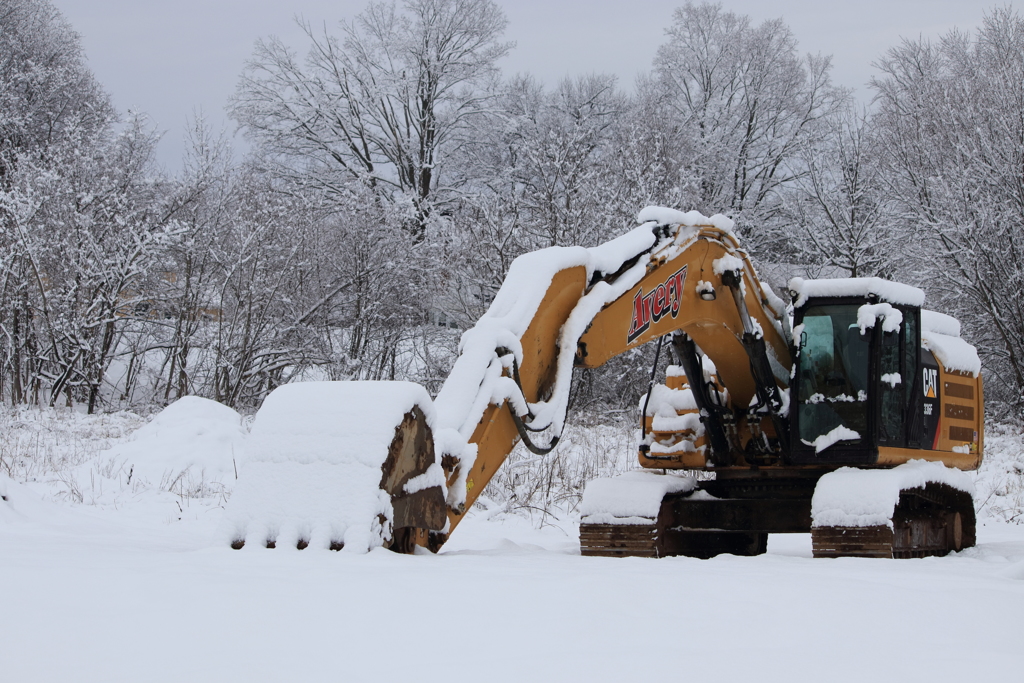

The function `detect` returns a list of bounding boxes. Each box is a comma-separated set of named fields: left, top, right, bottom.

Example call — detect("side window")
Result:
left=797, top=305, right=869, bottom=449
left=878, top=311, right=907, bottom=447
left=904, top=310, right=918, bottom=398
left=903, top=310, right=921, bottom=444
left=800, top=316, right=835, bottom=384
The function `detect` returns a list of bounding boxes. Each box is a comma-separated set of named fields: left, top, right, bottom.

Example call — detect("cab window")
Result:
left=797, top=305, right=869, bottom=447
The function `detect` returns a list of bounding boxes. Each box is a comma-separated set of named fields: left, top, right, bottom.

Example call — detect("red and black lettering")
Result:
left=627, top=266, right=687, bottom=343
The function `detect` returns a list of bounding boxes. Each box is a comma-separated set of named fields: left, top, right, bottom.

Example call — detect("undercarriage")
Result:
left=580, top=471, right=977, bottom=560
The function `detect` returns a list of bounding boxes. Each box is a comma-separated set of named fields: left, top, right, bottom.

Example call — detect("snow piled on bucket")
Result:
left=811, top=460, right=974, bottom=529
left=580, top=471, right=697, bottom=524
left=225, top=381, right=435, bottom=552
left=99, top=396, right=245, bottom=487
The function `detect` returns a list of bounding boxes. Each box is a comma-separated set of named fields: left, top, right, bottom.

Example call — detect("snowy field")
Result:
left=2, top=404, right=1024, bottom=682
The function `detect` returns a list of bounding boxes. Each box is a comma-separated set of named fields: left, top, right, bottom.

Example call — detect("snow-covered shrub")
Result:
left=0, top=406, right=146, bottom=502
left=975, top=423, right=1024, bottom=524
left=0, top=401, right=245, bottom=512
left=480, top=413, right=639, bottom=524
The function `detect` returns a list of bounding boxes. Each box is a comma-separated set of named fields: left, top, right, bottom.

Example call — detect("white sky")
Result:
left=50, top=0, right=995, bottom=170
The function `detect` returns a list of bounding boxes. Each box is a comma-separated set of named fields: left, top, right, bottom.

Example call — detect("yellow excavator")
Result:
left=226, top=207, right=983, bottom=559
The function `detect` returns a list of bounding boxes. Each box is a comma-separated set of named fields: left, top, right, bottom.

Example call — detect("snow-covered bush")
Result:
left=975, top=423, right=1024, bottom=524
left=0, top=401, right=244, bottom=513
left=0, top=406, right=146, bottom=503
left=479, top=413, right=640, bottom=524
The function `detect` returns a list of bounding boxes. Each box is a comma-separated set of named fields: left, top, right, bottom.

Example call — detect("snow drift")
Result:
left=99, top=396, right=245, bottom=488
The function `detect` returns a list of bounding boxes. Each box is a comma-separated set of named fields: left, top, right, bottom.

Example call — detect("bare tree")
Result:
left=872, top=7, right=1024, bottom=417
left=0, top=0, right=113, bottom=181
left=0, top=1, right=199, bottom=411
left=502, top=74, right=626, bottom=248
left=231, top=0, right=511, bottom=239
left=0, top=110, right=185, bottom=411
left=651, top=2, right=845, bottom=242
left=784, top=106, right=900, bottom=278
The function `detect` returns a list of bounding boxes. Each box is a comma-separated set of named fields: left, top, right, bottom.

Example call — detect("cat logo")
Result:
left=923, top=368, right=938, bottom=399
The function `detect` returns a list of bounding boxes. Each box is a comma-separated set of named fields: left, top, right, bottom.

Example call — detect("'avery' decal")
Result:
left=627, top=266, right=688, bottom=344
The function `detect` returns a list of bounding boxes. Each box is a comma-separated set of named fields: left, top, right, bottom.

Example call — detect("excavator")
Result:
left=226, top=207, right=983, bottom=559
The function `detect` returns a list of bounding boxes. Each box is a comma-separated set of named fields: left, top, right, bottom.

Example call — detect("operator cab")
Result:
left=788, top=278, right=926, bottom=465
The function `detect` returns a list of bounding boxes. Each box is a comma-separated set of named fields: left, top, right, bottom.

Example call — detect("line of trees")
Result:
left=1, top=0, right=1022, bottom=420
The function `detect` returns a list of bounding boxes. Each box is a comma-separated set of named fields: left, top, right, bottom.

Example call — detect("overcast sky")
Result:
left=50, top=0, right=995, bottom=170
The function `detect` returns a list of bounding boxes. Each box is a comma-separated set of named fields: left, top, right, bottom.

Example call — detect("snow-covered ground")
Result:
left=2, top=404, right=1023, bottom=682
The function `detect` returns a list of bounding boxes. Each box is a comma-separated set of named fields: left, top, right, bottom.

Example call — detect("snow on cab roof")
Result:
left=789, top=277, right=925, bottom=308
left=921, top=309, right=961, bottom=337
left=920, top=310, right=981, bottom=376
left=637, top=206, right=735, bottom=232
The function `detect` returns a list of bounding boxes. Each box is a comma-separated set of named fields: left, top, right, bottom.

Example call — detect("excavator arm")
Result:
left=438, top=265, right=590, bottom=535
left=439, top=209, right=793, bottom=537
left=576, top=223, right=793, bottom=465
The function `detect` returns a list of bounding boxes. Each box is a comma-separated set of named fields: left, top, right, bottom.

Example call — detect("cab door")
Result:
left=790, top=299, right=876, bottom=464
left=877, top=306, right=919, bottom=449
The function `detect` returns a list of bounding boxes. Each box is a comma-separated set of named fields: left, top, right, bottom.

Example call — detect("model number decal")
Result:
left=627, top=266, right=687, bottom=344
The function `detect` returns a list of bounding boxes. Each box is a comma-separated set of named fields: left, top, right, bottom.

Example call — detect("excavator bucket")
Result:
left=226, top=382, right=448, bottom=553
